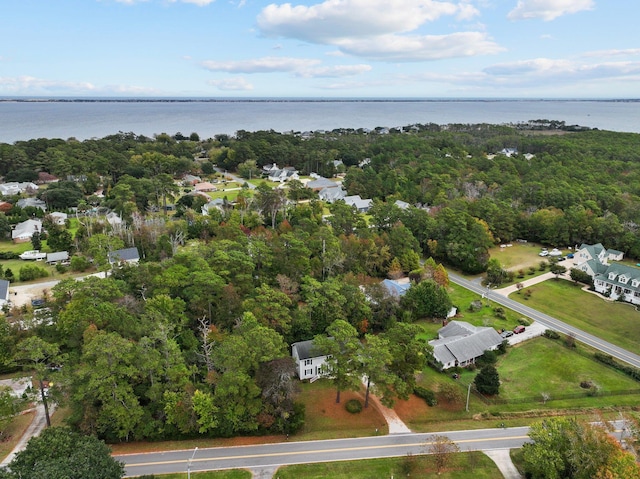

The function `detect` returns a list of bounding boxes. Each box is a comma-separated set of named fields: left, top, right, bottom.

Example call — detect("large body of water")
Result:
left=0, top=99, right=639, bottom=143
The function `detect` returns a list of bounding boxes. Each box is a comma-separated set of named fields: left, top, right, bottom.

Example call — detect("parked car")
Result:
left=567, top=253, right=575, bottom=259
left=513, top=325, right=526, bottom=334
left=557, top=256, right=566, bottom=262
left=500, top=330, right=514, bottom=339
left=539, top=250, right=549, bottom=257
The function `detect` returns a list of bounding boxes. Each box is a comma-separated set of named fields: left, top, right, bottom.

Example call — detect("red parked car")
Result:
left=513, top=325, right=526, bottom=334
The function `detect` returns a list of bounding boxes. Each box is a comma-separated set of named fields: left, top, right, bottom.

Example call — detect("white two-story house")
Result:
left=574, top=243, right=640, bottom=305
left=291, top=339, right=331, bottom=381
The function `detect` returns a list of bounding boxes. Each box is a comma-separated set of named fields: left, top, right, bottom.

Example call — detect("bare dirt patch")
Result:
left=393, top=394, right=431, bottom=424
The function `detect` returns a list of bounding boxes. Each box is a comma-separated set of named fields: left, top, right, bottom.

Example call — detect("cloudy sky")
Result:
left=1, top=0, right=638, bottom=98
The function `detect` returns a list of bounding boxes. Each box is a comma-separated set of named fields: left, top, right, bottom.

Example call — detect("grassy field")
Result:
left=487, top=242, right=565, bottom=270
left=509, top=279, right=640, bottom=353
left=446, top=283, right=525, bottom=331
left=497, top=337, right=640, bottom=399
left=274, top=451, right=502, bottom=479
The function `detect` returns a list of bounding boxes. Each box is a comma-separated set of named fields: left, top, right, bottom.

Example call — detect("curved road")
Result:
left=117, top=427, right=531, bottom=477
left=449, top=272, right=640, bottom=369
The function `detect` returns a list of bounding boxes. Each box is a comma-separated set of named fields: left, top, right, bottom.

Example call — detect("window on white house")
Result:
left=304, top=369, right=313, bottom=376
left=304, top=359, right=312, bottom=366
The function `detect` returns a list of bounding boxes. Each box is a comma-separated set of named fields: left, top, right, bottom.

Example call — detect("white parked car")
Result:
left=539, top=250, right=549, bottom=257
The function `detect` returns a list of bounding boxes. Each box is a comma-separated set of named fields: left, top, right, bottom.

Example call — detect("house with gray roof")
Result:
left=48, top=211, right=68, bottom=225
left=17, top=197, right=47, bottom=211
left=46, top=251, right=69, bottom=264
left=11, top=219, right=42, bottom=243
left=306, top=177, right=339, bottom=191
left=318, top=186, right=347, bottom=203
left=108, top=247, right=140, bottom=266
left=429, top=321, right=503, bottom=370
left=291, top=339, right=331, bottom=380
left=268, top=167, right=299, bottom=183
left=344, top=195, right=373, bottom=213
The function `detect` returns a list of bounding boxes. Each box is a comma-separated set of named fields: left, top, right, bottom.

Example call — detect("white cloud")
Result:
left=582, top=48, right=640, bottom=58
left=336, top=32, right=504, bottom=61
left=296, top=64, right=372, bottom=78
left=0, top=76, right=98, bottom=93
left=201, top=56, right=371, bottom=79
left=400, top=56, right=640, bottom=93
left=201, top=56, right=321, bottom=73
left=0, top=76, right=162, bottom=95
left=257, top=0, right=477, bottom=43
left=481, top=58, right=640, bottom=86
left=507, top=0, right=594, bottom=21
left=208, top=77, right=254, bottom=90
left=256, top=0, right=497, bottom=62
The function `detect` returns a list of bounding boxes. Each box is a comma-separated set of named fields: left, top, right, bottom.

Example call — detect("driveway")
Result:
left=507, top=321, right=547, bottom=345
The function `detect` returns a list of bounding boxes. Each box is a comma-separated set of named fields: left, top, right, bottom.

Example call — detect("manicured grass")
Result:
left=488, top=242, right=550, bottom=270
left=497, top=337, right=640, bottom=400
left=447, top=283, right=524, bottom=331
left=152, top=470, right=251, bottom=479
left=294, top=379, right=388, bottom=440
left=509, top=279, right=640, bottom=353
left=275, top=451, right=502, bottom=478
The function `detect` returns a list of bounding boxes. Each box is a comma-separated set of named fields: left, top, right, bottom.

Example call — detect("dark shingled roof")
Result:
left=108, top=247, right=140, bottom=263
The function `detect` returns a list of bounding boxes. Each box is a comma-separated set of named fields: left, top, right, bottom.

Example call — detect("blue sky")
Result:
left=1, top=0, right=638, bottom=98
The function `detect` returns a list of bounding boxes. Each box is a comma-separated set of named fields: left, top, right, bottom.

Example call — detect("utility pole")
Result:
left=466, top=383, right=471, bottom=412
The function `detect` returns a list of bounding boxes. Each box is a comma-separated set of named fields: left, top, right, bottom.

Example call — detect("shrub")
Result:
left=19, top=264, right=50, bottom=282
left=517, top=317, right=531, bottom=326
left=70, top=255, right=91, bottom=272
left=414, top=387, right=438, bottom=406
left=494, top=306, right=506, bottom=320
left=476, top=350, right=498, bottom=367
left=543, top=330, right=560, bottom=340
left=55, top=264, right=68, bottom=274
left=345, top=399, right=362, bottom=414
left=570, top=268, right=593, bottom=286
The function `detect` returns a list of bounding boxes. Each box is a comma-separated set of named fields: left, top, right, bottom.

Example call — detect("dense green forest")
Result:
left=2, top=122, right=640, bottom=443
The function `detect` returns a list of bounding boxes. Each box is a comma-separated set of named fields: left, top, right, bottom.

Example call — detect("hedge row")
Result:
left=594, top=352, right=640, bottom=381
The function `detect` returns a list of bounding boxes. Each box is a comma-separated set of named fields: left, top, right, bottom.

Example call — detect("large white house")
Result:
left=291, top=339, right=330, bottom=380
left=574, top=243, right=640, bottom=305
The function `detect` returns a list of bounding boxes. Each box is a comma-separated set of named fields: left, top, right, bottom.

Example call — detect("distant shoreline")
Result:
left=1, top=98, right=639, bottom=103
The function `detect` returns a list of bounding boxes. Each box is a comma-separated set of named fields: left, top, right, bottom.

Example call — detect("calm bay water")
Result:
left=0, top=99, right=639, bottom=143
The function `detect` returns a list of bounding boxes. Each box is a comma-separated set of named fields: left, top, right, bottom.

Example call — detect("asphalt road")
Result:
left=448, top=272, right=640, bottom=369
left=116, top=427, right=532, bottom=477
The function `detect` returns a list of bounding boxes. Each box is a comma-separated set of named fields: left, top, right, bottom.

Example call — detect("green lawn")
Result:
left=447, top=283, right=525, bottom=331
left=497, top=337, right=640, bottom=400
left=509, top=279, right=640, bottom=353
left=488, top=242, right=550, bottom=270
left=275, top=452, right=502, bottom=479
